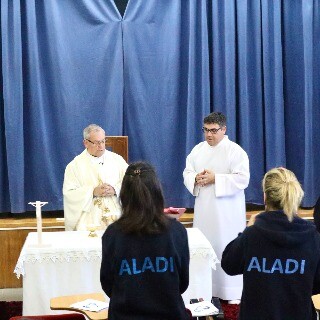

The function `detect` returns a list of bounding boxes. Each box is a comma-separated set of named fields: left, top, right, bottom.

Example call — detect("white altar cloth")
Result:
left=14, top=228, right=219, bottom=316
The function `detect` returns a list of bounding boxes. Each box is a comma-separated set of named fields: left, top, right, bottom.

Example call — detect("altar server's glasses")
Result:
left=202, top=127, right=221, bottom=134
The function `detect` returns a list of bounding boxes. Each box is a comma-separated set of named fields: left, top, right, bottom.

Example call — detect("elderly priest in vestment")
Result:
left=63, top=124, right=128, bottom=231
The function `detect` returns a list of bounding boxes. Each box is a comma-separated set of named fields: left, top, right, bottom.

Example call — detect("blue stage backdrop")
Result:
left=1, top=0, right=320, bottom=213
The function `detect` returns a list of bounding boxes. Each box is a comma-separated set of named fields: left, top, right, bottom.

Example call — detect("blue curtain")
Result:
left=207, top=0, right=320, bottom=206
left=282, top=0, right=320, bottom=206
left=1, top=0, right=320, bottom=213
left=1, top=0, right=125, bottom=211
left=208, top=0, right=287, bottom=204
left=122, top=0, right=209, bottom=206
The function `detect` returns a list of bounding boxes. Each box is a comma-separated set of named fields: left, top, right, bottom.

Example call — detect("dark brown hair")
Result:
left=203, top=112, right=226, bottom=127
left=116, top=161, right=168, bottom=234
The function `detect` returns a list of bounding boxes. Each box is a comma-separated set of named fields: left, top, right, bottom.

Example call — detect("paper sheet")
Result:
left=70, top=299, right=109, bottom=312
left=185, top=300, right=219, bottom=316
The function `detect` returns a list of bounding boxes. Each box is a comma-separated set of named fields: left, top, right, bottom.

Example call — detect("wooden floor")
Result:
left=0, top=208, right=314, bottom=289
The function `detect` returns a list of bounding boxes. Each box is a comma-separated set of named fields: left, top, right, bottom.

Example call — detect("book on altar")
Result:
left=185, top=300, right=219, bottom=317
left=70, top=299, right=109, bottom=312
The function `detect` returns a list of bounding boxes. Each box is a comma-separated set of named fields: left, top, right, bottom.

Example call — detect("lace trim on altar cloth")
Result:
left=14, top=247, right=220, bottom=278
left=189, top=248, right=220, bottom=270
left=14, top=250, right=102, bottom=278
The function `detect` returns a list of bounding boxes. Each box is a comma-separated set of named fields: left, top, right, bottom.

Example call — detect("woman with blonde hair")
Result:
left=221, top=167, right=320, bottom=320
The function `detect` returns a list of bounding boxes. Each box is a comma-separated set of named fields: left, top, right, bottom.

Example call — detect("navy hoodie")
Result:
left=100, top=218, right=190, bottom=320
left=221, top=211, right=320, bottom=320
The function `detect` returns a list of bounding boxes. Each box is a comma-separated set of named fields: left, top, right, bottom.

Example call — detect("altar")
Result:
left=14, top=227, right=219, bottom=315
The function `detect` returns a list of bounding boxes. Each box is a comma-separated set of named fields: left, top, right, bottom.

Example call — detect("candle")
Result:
left=36, top=201, right=42, bottom=244
left=29, top=201, right=48, bottom=246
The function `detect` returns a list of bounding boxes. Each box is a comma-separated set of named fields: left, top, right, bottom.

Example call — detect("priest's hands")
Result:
left=195, top=169, right=215, bottom=187
left=93, top=184, right=116, bottom=197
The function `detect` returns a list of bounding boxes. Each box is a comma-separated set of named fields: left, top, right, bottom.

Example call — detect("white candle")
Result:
left=35, top=201, right=42, bottom=244
left=29, top=201, right=48, bottom=246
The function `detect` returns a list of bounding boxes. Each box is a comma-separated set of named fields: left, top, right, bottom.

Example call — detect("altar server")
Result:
left=100, top=161, right=190, bottom=320
left=222, top=167, right=320, bottom=320
left=63, top=124, right=128, bottom=231
left=183, top=112, right=250, bottom=303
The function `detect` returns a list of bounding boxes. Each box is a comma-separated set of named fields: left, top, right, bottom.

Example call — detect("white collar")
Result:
left=86, top=150, right=105, bottom=165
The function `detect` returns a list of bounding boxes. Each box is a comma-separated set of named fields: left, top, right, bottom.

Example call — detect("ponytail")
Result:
left=263, top=167, right=304, bottom=221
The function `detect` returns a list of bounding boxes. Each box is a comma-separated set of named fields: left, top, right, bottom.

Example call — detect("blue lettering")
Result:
left=300, top=260, right=305, bottom=274
left=271, top=259, right=283, bottom=274
left=262, top=258, right=271, bottom=273
left=132, top=259, right=142, bottom=274
left=119, top=259, right=131, bottom=275
left=141, top=257, right=155, bottom=273
left=169, top=257, right=174, bottom=272
left=285, top=259, right=299, bottom=274
left=247, top=257, right=306, bottom=275
left=156, top=257, right=168, bottom=272
left=119, top=256, right=177, bottom=275
left=247, top=257, right=261, bottom=272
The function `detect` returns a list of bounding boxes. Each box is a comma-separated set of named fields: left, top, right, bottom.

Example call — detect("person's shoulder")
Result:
left=301, top=222, right=320, bottom=251
left=242, top=225, right=258, bottom=237
left=104, top=150, right=127, bottom=162
left=189, top=141, right=207, bottom=154
left=224, top=137, right=248, bottom=154
left=227, top=226, right=255, bottom=247
left=168, top=218, right=188, bottom=236
left=65, top=150, right=86, bottom=168
left=102, top=222, right=120, bottom=239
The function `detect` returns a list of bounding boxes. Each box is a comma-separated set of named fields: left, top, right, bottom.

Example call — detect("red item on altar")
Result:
left=164, top=207, right=186, bottom=219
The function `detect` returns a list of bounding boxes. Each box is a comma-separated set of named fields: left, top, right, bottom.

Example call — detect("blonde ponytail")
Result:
left=262, top=167, right=304, bottom=221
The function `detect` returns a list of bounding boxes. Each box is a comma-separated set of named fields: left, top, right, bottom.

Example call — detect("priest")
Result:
left=183, top=112, right=250, bottom=303
left=63, top=124, right=128, bottom=231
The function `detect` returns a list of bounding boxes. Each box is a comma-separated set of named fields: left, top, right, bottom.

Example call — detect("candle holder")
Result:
left=87, top=224, right=99, bottom=237
left=28, top=201, right=51, bottom=247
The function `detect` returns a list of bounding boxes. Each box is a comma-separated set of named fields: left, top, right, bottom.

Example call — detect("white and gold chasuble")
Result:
left=63, top=149, right=128, bottom=231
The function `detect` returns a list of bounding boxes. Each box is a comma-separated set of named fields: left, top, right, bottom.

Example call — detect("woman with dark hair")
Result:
left=100, top=161, right=190, bottom=320
left=221, top=167, right=320, bottom=320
